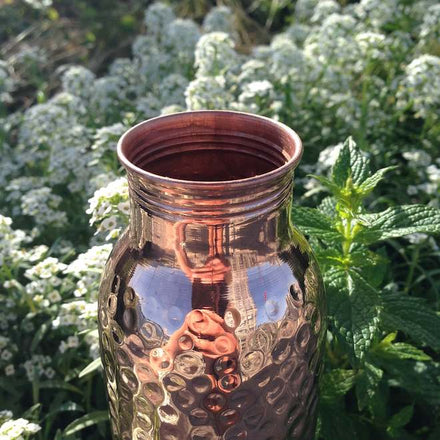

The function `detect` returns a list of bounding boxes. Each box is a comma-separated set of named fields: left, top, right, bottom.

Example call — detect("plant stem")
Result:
left=404, top=242, right=421, bottom=294
left=342, top=216, right=353, bottom=258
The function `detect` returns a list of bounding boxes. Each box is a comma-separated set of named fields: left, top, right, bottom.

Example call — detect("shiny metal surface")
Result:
left=98, top=111, right=326, bottom=440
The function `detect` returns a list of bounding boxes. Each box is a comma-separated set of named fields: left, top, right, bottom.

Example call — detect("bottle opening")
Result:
left=140, top=146, right=281, bottom=182
left=118, top=110, right=302, bottom=185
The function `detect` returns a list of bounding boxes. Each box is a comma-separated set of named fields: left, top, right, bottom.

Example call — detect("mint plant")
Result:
left=293, top=138, right=440, bottom=439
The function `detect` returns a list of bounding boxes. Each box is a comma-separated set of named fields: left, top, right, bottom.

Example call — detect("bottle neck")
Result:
left=127, top=172, right=294, bottom=277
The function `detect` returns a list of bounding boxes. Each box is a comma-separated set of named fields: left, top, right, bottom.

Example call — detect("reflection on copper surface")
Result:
left=98, top=111, right=325, bottom=440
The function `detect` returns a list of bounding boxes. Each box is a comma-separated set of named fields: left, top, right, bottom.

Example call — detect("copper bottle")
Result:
left=98, top=110, right=326, bottom=440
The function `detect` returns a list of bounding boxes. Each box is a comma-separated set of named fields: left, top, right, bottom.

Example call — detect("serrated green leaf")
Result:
left=357, top=205, right=440, bottom=244
left=332, top=139, right=351, bottom=187
left=381, top=293, right=440, bottom=351
left=325, top=268, right=382, bottom=362
left=387, top=405, right=414, bottom=438
left=377, top=341, right=431, bottom=361
left=78, top=357, right=102, bottom=378
left=356, top=361, right=383, bottom=411
left=63, top=411, right=108, bottom=436
left=315, top=248, right=344, bottom=267
left=318, top=196, right=337, bottom=218
left=332, top=137, right=370, bottom=187
left=372, top=356, right=440, bottom=405
left=320, top=369, right=357, bottom=401
left=357, top=166, right=397, bottom=195
left=309, top=174, right=341, bottom=195
left=292, top=206, right=342, bottom=242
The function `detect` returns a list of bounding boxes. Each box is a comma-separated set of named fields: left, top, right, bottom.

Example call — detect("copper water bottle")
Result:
left=98, top=110, right=326, bottom=440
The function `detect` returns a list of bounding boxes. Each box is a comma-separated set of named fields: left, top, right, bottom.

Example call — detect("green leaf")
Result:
left=318, top=196, right=337, bottom=218
left=43, top=402, right=84, bottom=421
left=357, top=166, right=397, bottom=195
left=292, top=206, right=342, bottom=242
left=332, top=137, right=370, bottom=187
left=325, top=268, right=382, bottom=361
left=387, top=405, right=414, bottom=438
left=355, top=361, right=383, bottom=411
left=372, top=356, right=440, bottom=405
left=78, top=357, right=102, bottom=378
left=63, top=411, right=108, bottom=437
left=30, top=320, right=50, bottom=352
left=357, top=205, right=440, bottom=244
left=320, top=369, right=357, bottom=401
left=319, top=400, right=359, bottom=440
left=39, top=380, right=82, bottom=394
left=377, top=341, right=431, bottom=361
left=381, top=293, right=440, bottom=351
left=332, top=139, right=351, bottom=187
left=309, top=174, right=341, bottom=195
left=315, top=248, right=344, bottom=268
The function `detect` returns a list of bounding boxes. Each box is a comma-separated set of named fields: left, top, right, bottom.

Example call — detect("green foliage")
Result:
left=293, top=138, right=440, bottom=439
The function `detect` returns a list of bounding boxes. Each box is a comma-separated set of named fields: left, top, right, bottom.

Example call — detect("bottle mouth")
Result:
left=117, top=110, right=303, bottom=187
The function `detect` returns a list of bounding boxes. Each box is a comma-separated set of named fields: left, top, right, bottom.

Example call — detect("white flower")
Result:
left=159, top=74, right=189, bottom=107
left=24, top=0, right=52, bottom=9
left=117, top=201, right=130, bottom=216
left=396, top=55, right=440, bottom=119
left=185, top=76, right=234, bottom=110
left=20, top=187, right=68, bottom=230
left=203, top=6, right=236, bottom=38
left=4, top=365, right=15, bottom=376
left=101, top=215, right=118, bottom=232
left=237, top=80, right=275, bottom=113
left=419, top=4, right=440, bottom=51
left=25, top=257, right=67, bottom=280
left=194, top=32, right=239, bottom=77
left=355, top=0, right=402, bottom=30
left=402, top=150, right=432, bottom=167
left=61, top=66, right=96, bottom=101
left=144, top=2, right=176, bottom=40
left=406, top=233, right=428, bottom=244
left=311, top=0, right=341, bottom=24
left=165, top=19, right=201, bottom=63
left=426, top=165, right=440, bottom=184
left=0, top=416, right=41, bottom=438
left=0, top=336, right=9, bottom=350
left=1, top=350, right=13, bottom=361
left=47, top=290, right=62, bottom=303
left=44, top=367, right=55, bottom=379
left=67, top=336, right=79, bottom=348
left=295, top=0, right=319, bottom=22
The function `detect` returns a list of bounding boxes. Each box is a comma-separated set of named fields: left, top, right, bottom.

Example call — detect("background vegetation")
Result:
left=1, top=0, right=440, bottom=439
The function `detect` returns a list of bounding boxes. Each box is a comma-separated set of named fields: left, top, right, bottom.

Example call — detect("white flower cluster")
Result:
left=404, top=150, right=440, bottom=201
left=52, top=300, right=97, bottom=331
left=0, top=60, right=14, bottom=104
left=20, top=187, right=68, bottom=230
left=22, top=354, right=53, bottom=382
left=397, top=54, right=440, bottom=119
left=0, top=412, right=40, bottom=440
left=86, top=178, right=129, bottom=240
left=203, top=5, right=236, bottom=37
left=0, top=216, right=30, bottom=267
left=64, top=244, right=112, bottom=299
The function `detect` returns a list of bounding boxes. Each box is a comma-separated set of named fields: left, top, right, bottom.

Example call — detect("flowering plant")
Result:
left=1, top=1, right=440, bottom=438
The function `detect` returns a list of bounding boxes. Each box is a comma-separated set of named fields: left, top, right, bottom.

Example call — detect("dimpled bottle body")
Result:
left=97, top=111, right=326, bottom=440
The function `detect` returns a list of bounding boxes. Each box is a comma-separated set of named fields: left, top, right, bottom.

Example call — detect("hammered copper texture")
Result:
left=98, top=111, right=326, bottom=440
